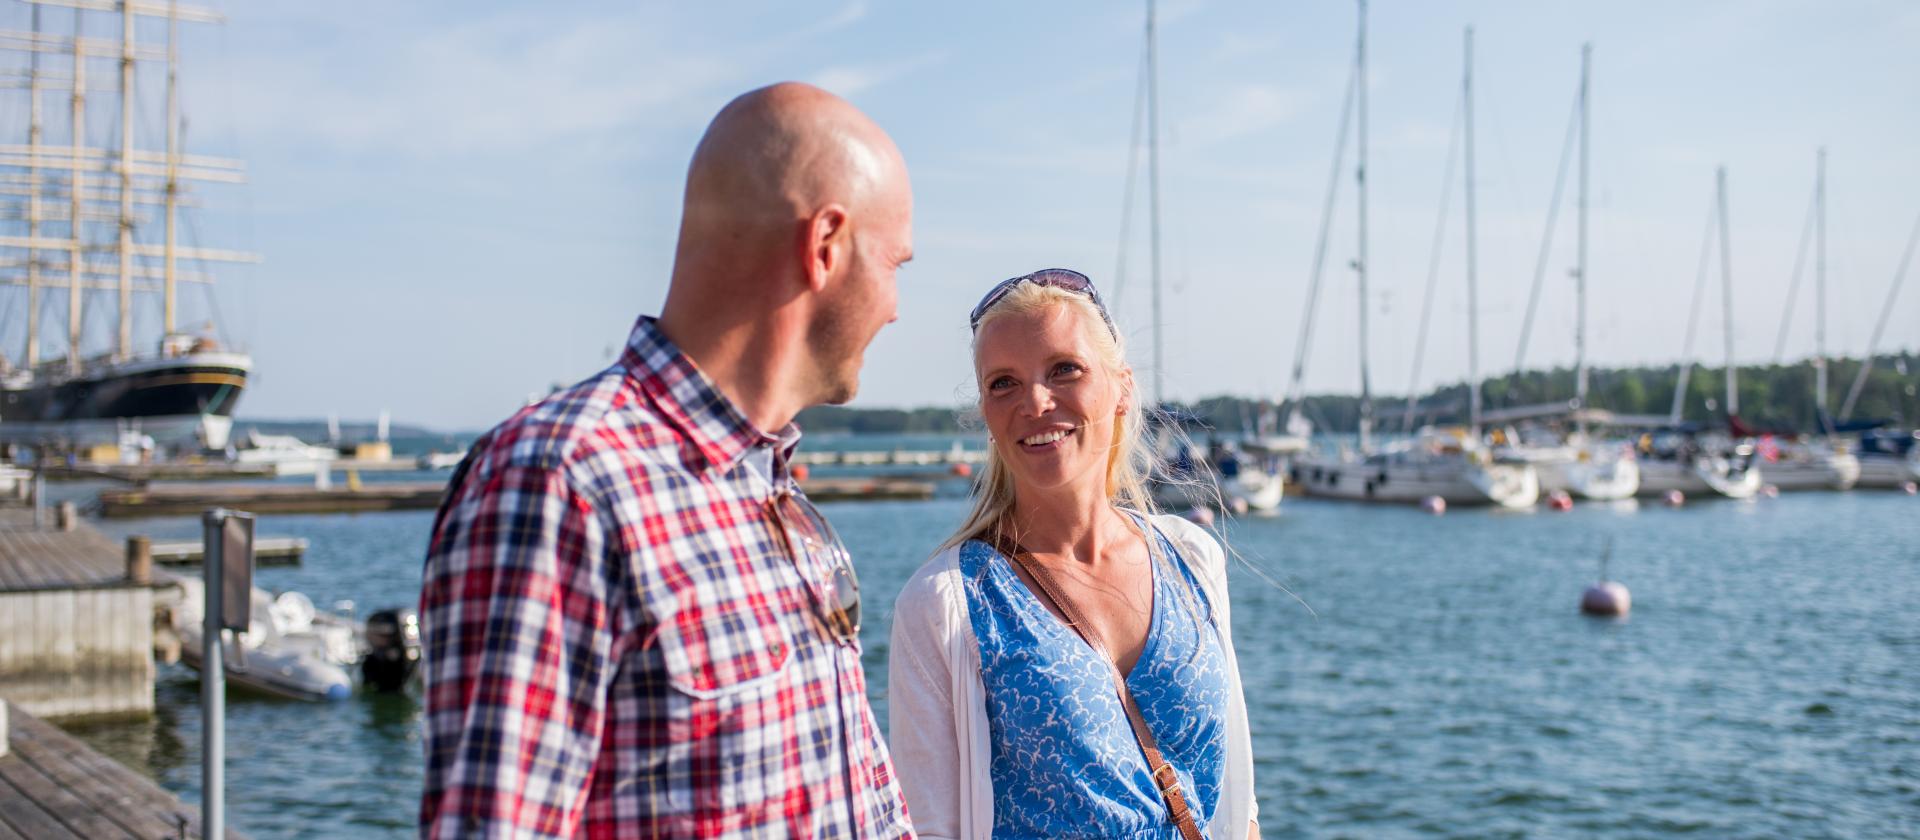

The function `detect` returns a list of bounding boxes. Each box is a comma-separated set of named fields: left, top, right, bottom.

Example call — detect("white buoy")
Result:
left=1664, top=489, right=1685, bottom=507
left=1184, top=506, right=1216, bottom=526
left=1228, top=497, right=1250, bottom=516
left=1581, top=581, right=1631, bottom=616
left=1420, top=495, right=1447, bottom=515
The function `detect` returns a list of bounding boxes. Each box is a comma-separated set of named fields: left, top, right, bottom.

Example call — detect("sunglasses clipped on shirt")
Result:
left=766, top=488, right=862, bottom=646
left=968, top=268, right=1118, bottom=339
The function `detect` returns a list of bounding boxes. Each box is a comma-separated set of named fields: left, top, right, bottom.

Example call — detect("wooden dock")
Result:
left=149, top=536, right=308, bottom=566
left=98, top=481, right=447, bottom=518
left=42, top=456, right=439, bottom=484
left=799, top=477, right=936, bottom=502
left=0, top=701, right=246, bottom=839
left=0, top=511, right=158, bottom=720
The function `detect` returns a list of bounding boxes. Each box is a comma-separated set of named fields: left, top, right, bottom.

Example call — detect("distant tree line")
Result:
left=791, top=352, right=1919, bottom=436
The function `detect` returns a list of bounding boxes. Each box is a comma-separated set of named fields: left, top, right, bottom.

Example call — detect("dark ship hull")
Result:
left=0, top=352, right=249, bottom=448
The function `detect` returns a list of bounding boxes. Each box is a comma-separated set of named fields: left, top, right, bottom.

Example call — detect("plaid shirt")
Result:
left=420, top=316, right=913, bottom=839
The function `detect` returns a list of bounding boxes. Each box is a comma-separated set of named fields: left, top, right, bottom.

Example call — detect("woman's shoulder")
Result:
left=892, top=543, right=973, bottom=616
left=1147, top=512, right=1225, bottom=570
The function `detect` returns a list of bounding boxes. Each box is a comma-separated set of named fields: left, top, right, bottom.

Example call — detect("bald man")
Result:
left=420, top=84, right=915, bottom=839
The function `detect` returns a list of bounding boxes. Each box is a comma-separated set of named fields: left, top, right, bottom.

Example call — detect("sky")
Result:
left=10, top=0, right=1916, bottom=431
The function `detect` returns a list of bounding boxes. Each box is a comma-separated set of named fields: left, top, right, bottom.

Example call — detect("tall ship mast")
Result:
left=0, top=0, right=254, bottom=451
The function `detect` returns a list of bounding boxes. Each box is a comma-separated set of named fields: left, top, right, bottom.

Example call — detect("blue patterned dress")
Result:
left=961, top=523, right=1230, bottom=839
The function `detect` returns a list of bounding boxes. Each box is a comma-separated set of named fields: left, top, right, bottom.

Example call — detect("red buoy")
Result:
left=1547, top=490, right=1574, bottom=511
left=949, top=462, right=973, bottom=478
left=792, top=463, right=810, bottom=482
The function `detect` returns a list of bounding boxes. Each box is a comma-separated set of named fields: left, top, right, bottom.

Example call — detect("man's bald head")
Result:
left=679, top=82, right=908, bottom=234
left=660, top=82, right=913, bottom=430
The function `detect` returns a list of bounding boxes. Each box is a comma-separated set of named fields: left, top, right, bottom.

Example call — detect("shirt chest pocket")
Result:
left=654, top=595, right=796, bottom=700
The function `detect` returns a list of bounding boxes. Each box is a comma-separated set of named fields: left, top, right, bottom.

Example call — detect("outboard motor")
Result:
left=362, top=608, right=421, bottom=693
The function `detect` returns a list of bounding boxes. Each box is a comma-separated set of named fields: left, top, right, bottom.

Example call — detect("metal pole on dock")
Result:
left=201, top=509, right=225, bottom=840
left=31, top=470, right=44, bottom=529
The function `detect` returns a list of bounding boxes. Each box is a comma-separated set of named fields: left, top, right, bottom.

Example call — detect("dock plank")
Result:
left=4, top=702, right=238, bottom=838
left=0, top=768, right=81, bottom=839
left=0, top=750, right=136, bottom=838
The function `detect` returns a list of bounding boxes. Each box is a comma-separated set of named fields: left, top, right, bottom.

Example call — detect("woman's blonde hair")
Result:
left=940, top=281, right=1158, bottom=551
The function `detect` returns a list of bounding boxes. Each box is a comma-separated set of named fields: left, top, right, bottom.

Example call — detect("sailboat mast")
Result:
left=1717, top=166, right=1737, bottom=419
left=165, top=0, right=181, bottom=336
left=1464, top=27, right=1480, bottom=436
left=1575, top=43, right=1591, bottom=433
left=67, top=8, right=85, bottom=374
left=117, top=0, right=136, bottom=360
left=25, top=3, right=43, bottom=368
left=1355, top=0, right=1373, bottom=451
left=1814, top=147, right=1827, bottom=423
left=1146, top=0, right=1164, bottom=406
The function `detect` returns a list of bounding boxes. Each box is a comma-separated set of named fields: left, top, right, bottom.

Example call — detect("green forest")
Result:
left=795, top=352, right=1920, bottom=435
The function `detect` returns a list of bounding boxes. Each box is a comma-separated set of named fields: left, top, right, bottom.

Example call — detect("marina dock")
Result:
left=0, top=510, right=158, bottom=720
left=0, top=701, right=245, bottom=839
left=98, top=482, right=448, bottom=518
left=95, top=476, right=935, bottom=516
left=149, top=536, right=308, bottom=567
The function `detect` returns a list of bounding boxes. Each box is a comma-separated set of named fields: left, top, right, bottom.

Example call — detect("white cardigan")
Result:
left=886, top=514, right=1257, bottom=840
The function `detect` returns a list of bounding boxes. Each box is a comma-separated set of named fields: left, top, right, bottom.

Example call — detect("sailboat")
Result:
left=1835, top=209, right=1920, bottom=488
left=1759, top=149, right=1860, bottom=491
left=1489, top=45, right=1638, bottom=500
left=1293, top=16, right=1537, bottom=508
left=0, top=0, right=254, bottom=450
left=1634, top=168, right=1761, bottom=499
left=1126, top=0, right=1284, bottom=514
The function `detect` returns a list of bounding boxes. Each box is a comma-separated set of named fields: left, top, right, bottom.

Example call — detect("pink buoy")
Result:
left=1581, top=581, right=1631, bottom=616
left=1547, top=490, right=1574, bottom=511
left=1420, top=495, right=1446, bottom=515
left=1184, top=506, right=1215, bottom=526
left=1228, top=497, right=1250, bottom=516
left=1762, top=484, right=1780, bottom=498
left=1904, top=481, right=1917, bottom=495
left=949, top=462, right=973, bottom=478
left=1664, top=489, right=1685, bottom=507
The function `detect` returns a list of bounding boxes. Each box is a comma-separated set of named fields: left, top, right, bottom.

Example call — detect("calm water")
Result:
left=65, top=472, right=1920, bottom=838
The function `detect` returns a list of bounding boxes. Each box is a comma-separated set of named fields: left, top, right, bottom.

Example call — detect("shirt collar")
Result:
left=621, top=316, right=802, bottom=477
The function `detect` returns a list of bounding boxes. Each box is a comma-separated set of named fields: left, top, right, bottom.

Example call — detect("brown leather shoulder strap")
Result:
left=990, top=528, right=1207, bottom=840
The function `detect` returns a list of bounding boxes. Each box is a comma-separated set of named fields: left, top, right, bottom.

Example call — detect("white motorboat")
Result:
left=1297, top=429, right=1539, bottom=508
left=232, top=430, right=339, bottom=477
left=170, top=577, right=358, bottom=702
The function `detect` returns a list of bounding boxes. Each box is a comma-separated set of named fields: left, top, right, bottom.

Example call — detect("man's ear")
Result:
left=804, top=204, right=852, bottom=292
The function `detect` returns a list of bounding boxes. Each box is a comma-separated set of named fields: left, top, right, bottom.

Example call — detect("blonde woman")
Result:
left=888, top=269, right=1257, bottom=839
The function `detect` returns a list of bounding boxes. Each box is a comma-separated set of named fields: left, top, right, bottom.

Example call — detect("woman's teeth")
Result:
left=1021, top=429, right=1070, bottom=446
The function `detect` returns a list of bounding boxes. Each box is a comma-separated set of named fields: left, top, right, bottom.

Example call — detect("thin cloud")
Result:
left=807, top=50, right=951, bottom=97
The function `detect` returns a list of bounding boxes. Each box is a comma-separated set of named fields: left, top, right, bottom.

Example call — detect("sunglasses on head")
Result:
left=968, top=268, right=1117, bottom=339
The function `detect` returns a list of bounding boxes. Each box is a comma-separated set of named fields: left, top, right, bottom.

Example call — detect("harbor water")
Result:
left=58, top=453, right=1920, bottom=838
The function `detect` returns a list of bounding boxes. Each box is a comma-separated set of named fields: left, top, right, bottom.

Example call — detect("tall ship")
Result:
left=0, top=0, right=253, bottom=450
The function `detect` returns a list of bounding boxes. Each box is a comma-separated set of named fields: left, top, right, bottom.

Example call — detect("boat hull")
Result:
left=1635, top=457, right=1761, bottom=499
left=1295, top=456, right=1539, bottom=508
left=1759, top=453, right=1860, bottom=491
left=1856, top=452, right=1920, bottom=489
left=0, top=352, right=248, bottom=448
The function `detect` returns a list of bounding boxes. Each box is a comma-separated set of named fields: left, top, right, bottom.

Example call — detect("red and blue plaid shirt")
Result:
left=420, top=316, right=913, bottom=839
